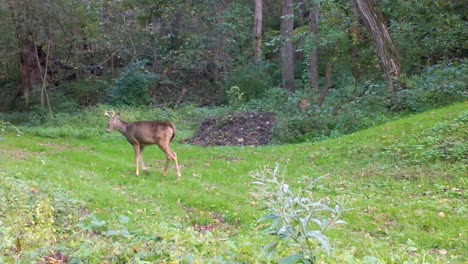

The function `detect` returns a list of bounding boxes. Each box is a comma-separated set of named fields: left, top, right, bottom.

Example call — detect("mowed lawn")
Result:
left=0, top=102, right=466, bottom=263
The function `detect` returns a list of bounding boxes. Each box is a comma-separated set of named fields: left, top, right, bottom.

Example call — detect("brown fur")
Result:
left=104, top=111, right=182, bottom=179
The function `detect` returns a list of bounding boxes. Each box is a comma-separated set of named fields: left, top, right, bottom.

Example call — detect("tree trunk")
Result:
left=35, top=40, right=52, bottom=116
left=353, top=0, right=402, bottom=92
left=253, top=0, right=263, bottom=64
left=8, top=0, right=41, bottom=105
left=280, top=0, right=295, bottom=92
left=308, top=3, right=320, bottom=90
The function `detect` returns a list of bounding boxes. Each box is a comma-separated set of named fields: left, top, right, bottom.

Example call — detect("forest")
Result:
left=0, top=0, right=467, bottom=263
left=0, top=0, right=466, bottom=128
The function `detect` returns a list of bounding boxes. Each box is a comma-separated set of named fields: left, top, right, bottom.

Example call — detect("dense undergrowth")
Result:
left=0, top=102, right=466, bottom=263
left=1, top=60, right=466, bottom=144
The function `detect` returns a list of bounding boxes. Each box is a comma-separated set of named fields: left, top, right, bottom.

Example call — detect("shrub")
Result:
left=62, top=80, right=108, bottom=107
left=392, top=60, right=467, bottom=113
left=0, top=120, right=23, bottom=138
left=106, top=61, right=158, bottom=106
left=251, top=165, right=348, bottom=263
left=223, top=63, right=272, bottom=103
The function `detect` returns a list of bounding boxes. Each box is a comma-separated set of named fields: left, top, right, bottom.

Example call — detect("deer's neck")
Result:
left=115, top=120, right=129, bottom=135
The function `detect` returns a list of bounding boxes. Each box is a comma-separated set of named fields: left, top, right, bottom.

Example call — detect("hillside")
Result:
left=0, top=103, right=466, bottom=263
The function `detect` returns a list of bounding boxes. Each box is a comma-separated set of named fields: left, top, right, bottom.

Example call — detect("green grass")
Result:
left=0, top=102, right=466, bottom=263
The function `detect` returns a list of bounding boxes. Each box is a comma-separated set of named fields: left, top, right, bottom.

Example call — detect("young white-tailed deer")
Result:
left=104, top=110, right=181, bottom=179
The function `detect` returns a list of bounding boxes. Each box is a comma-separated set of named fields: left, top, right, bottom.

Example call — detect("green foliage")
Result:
left=271, top=60, right=466, bottom=143
left=0, top=177, right=82, bottom=261
left=225, top=85, right=245, bottom=106
left=221, top=2, right=254, bottom=62
left=0, top=119, right=23, bottom=138
left=224, top=63, right=272, bottom=103
left=252, top=166, right=348, bottom=263
left=62, top=80, right=108, bottom=107
left=4, top=107, right=108, bottom=139
left=419, top=112, right=468, bottom=162
left=387, top=0, right=467, bottom=71
left=2, top=61, right=465, bottom=145
left=2, top=0, right=466, bottom=113
left=0, top=174, right=267, bottom=263
left=245, top=87, right=291, bottom=112
left=392, top=60, right=467, bottom=112
left=106, top=61, right=158, bottom=106
left=0, top=103, right=466, bottom=263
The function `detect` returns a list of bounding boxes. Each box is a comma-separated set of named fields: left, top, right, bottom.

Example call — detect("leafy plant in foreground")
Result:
left=0, top=120, right=23, bottom=138
left=251, top=165, right=348, bottom=264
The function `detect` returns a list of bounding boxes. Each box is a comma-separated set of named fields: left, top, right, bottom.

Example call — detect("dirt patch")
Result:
left=0, top=149, right=29, bottom=160
left=42, top=251, right=67, bottom=264
left=185, top=112, right=275, bottom=147
left=182, top=206, right=238, bottom=234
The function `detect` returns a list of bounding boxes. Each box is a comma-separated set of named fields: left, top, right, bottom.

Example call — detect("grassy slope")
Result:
left=0, top=102, right=466, bottom=262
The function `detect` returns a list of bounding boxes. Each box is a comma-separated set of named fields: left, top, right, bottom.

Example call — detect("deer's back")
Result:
left=126, top=121, right=176, bottom=145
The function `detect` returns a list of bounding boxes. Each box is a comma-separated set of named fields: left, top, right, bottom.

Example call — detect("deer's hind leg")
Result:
left=160, top=145, right=181, bottom=180
left=139, top=145, right=149, bottom=172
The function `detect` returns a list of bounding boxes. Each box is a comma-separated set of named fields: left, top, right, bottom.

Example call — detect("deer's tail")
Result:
left=170, top=124, right=176, bottom=142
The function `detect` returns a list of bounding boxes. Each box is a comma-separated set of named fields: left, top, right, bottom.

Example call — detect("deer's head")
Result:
left=104, top=110, right=120, bottom=132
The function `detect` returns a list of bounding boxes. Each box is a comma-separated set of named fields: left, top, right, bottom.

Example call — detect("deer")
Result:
left=104, top=110, right=181, bottom=180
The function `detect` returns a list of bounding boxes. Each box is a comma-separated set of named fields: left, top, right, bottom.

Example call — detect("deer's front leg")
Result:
left=133, top=144, right=141, bottom=176
left=139, top=145, right=149, bottom=172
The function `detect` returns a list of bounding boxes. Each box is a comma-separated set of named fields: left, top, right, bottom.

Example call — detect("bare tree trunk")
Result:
left=308, top=3, right=320, bottom=90
left=35, top=40, right=53, bottom=116
left=353, top=0, right=402, bottom=92
left=317, top=62, right=333, bottom=107
left=8, top=0, right=41, bottom=105
left=253, top=0, right=263, bottom=64
left=280, top=0, right=295, bottom=92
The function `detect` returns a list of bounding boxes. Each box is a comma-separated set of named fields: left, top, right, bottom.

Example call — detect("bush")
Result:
left=393, top=60, right=467, bottom=112
left=251, top=165, right=348, bottom=263
left=0, top=120, right=23, bottom=137
left=223, top=63, right=272, bottom=103
left=106, top=61, right=158, bottom=106
left=62, top=80, right=108, bottom=107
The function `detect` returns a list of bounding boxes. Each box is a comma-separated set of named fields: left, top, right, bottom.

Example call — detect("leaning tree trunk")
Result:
left=353, top=0, right=401, bottom=92
left=280, top=0, right=295, bottom=92
left=253, top=0, right=263, bottom=64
